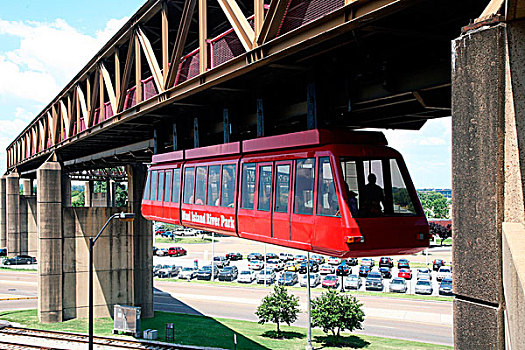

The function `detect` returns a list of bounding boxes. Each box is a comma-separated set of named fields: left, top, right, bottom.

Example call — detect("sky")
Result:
left=0, top=0, right=452, bottom=188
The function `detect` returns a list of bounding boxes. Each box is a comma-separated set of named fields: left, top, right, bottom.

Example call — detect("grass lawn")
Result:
left=0, top=266, right=38, bottom=272
left=155, top=236, right=219, bottom=244
left=0, top=309, right=451, bottom=350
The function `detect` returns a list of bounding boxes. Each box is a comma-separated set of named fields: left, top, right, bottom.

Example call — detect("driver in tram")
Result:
left=360, top=173, right=384, bottom=217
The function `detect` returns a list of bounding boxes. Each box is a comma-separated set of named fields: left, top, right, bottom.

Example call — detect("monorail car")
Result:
left=141, top=129, right=429, bottom=258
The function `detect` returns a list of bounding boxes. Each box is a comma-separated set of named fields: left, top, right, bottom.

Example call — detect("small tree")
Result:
left=429, top=222, right=452, bottom=246
left=255, top=285, right=300, bottom=338
left=311, top=289, right=365, bottom=344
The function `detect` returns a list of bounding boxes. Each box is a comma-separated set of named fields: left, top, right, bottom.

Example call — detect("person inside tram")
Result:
left=360, top=173, right=384, bottom=217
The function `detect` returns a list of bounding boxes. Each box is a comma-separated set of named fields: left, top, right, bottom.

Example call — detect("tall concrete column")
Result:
left=19, top=178, right=31, bottom=255
left=37, top=162, right=63, bottom=323
left=6, top=173, right=20, bottom=256
left=21, top=179, right=32, bottom=196
left=0, top=176, right=6, bottom=249
left=84, top=181, right=92, bottom=207
left=61, top=174, right=71, bottom=207
left=111, top=181, right=118, bottom=207
left=127, top=164, right=153, bottom=318
left=106, top=180, right=112, bottom=207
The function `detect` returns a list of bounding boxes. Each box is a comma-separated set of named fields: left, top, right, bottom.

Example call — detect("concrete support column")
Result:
left=106, top=180, right=111, bottom=207
left=0, top=176, right=6, bottom=249
left=84, top=181, right=92, bottom=207
left=21, top=179, right=31, bottom=196
left=127, top=164, right=153, bottom=318
left=6, top=173, right=20, bottom=256
left=110, top=180, right=118, bottom=207
left=61, top=174, right=71, bottom=207
left=37, top=162, right=63, bottom=323
left=19, top=179, right=30, bottom=255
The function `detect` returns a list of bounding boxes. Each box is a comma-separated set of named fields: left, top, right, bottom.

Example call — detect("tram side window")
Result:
left=183, top=167, right=195, bottom=204
left=390, top=159, right=416, bottom=215
left=221, top=164, right=236, bottom=208
left=164, top=170, right=172, bottom=202
left=150, top=170, right=158, bottom=201
left=317, top=157, right=340, bottom=217
left=340, top=160, right=359, bottom=217
left=257, top=165, right=272, bottom=211
left=274, top=164, right=290, bottom=213
left=294, top=158, right=316, bottom=215
left=143, top=171, right=151, bottom=200
left=194, top=166, right=207, bottom=205
left=157, top=171, right=165, bottom=202
left=241, top=164, right=256, bottom=209
left=361, top=160, right=386, bottom=216
left=172, top=168, right=181, bottom=203
left=207, top=165, right=221, bottom=206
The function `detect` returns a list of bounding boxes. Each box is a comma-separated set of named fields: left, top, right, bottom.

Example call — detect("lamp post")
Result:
left=89, top=212, right=135, bottom=350
left=306, top=252, right=313, bottom=350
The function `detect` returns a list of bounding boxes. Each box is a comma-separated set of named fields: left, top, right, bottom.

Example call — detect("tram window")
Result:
left=207, top=165, right=221, bottom=206
left=390, top=160, right=416, bottom=214
left=183, top=167, right=195, bottom=204
left=317, top=157, right=340, bottom=217
left=172, top=168, right=181, bottom=203
left=274, top=164, right=290, bottom=213
left=221, top=164, right=236, bottom=208
left=164, top=170, right=172, bottom=202
left=294, top=158, right=315, bottom=215
left=361, top=160, right=385, bottom=216
left=150, top=170, right=158, bottom=201
left=194, top=166, right=207, bottom=205
left=241, top=164, right=256, bottom=210
left=143, top=171, right=151, bottom=200
left=257, top=165, right=272, bottom=211
left=157, top=171, right=165, bottom=202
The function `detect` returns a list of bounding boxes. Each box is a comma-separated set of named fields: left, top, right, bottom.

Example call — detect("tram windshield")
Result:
left=340, top=157, right=418, bottom=217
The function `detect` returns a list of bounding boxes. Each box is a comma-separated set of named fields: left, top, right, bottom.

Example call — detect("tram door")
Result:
left=272, top=161, right=293, bottom=240
left=251, top=163, right=273, bottom=237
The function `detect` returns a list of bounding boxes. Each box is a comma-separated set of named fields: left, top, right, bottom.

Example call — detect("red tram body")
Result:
left=141, top=130, right=429, bottom=258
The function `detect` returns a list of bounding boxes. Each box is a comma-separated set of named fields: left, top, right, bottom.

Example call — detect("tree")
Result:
left=311, top=289, right=365, bottom=344
left=115, top=184, right=128, bottom=207
left=71, top=190, right=85, bottom=207
left=255, top=285, right=300, bottom=338
left=429, top=222, right=452, bottom=246
left=418, top=191, right=450, bottom=219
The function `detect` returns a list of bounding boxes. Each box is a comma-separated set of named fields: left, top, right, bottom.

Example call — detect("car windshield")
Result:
left=182, top=267, right=193, bottom=271
left=202, top=266, right=212, bottom=271
left=348, top=275, right=358, bottom=280
left=392, top=279, right=404, bottom=284
left=325, top=276, right=336, bottom=281
left=222, top=267, right=233, bottom=272
left=440, top=267, right=451, bottom=272
left=241, top=271, right=251, bottom=275
left=417, top=281, right=431, bottom=286
left=419, top=269, right=430, bottom=273
left=162, top=265, right=170, bottom=268
left=441, top=281, right=452, bottom=286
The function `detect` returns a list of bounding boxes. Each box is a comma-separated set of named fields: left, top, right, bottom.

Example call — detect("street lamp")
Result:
left=89, top=212, right=135, bottom=350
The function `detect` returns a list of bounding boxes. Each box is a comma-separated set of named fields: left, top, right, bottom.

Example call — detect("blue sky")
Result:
left=0, top=0, right=451, bottom=188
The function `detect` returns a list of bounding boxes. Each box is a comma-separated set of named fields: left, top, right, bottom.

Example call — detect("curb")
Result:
left=0, top=297, right=38, bottom=301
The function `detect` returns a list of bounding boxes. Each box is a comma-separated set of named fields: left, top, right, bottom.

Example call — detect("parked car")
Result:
left=379, top=257, right=394, bottom=268
left=238, top=270, right=256, bottom=283
left=437, top=266, right=452, bottom=281
left=319, top=264, right=335, bottom=275
left=415, top=279, right=433, bottom=295
left=322, top=274, right=339, bottom=288
left=156, top=248, right=169, bottom=256
left=247, top=253, right=264, bottom=261
left=311, top=255, right=325, bottom=264
left=327, top=256, right=341, bottom=265
left=218, top=266, right=238, bottom=281
left=398, top=268, right=412, bottom=280
left=157, top=265, right=179, bottom=278
left=178, top=267, right=197, bottom=280
left=153, top=246, right=158, bottom=255
left=336, top=263, right=351, bottom=276
left=285, top=261, right=300, bottom=272
left=279, top=253, right=294, bottom=261
left=213, top=256, right=230, bottom=268
left=168, top=247, right=187, bottom=257
left=266, top=253, right=279, bottom=260
left=344, top=274, right=362, bottom=290
left=360, top=258, right=375, bottom=267
left=432, top=259, right=445, bottom=271
left=257, top=269, right=276, bottom=284
left=153, top=264, right=163, bottom=277
left=196, top=265, right=219, bottom=280
left=439, top=278, right=454, bottom=295
left=347, top=258, right=358, bottom=266
left=300, top=273, right=321, bottom=287
left=417, top=268, right=432, bottom=280
left=248, top=260, right=264, bottom=270
left=294, top=254, right=307, bottom=263
left=278, top=271, right=298, bottom=286
left=365, top=271, right=384, bottom=291
left=298, top=261, right=319, bottom=274
left=359, top=265, right=371, bottom=277
left=266, top=259, right=284, bottom=271
left=389, top=277, right=408, bottom=293
left=378, top=267, right=392, bottom=279
left=226, top=252, right=243, bottom=261
left=398, top=258, right=410, bottom=269
left=3, top=255, right=36, bottom=265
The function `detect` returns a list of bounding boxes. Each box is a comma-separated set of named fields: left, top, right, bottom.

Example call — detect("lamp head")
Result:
left=118, top=212, right=135, bottom=222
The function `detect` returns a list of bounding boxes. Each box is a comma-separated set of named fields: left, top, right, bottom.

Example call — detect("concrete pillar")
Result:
left=37, top=162, right=63, bottom=323
left=19, top=179, right=30, bottom=255
left=106, top=180, right=111, bottom=207
left=61, top=174, right=71, bottom=207
left=6, top=173, right=20, bottom=257
left=127, top=164, right=153, bottom=318
left=0, top=176, right=6, bottom=248
left=84, top=181, right=92, bottom=207
left=111, top=181, right=118, bottom=207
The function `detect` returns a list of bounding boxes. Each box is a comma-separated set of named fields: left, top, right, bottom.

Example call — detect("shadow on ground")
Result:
left=261, top=330, right=305, bottom=340
left=314, top=334, right=370, bottom=348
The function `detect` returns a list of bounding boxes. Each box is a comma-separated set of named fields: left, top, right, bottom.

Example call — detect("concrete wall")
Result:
left=0, top=176, right=6, bottom=249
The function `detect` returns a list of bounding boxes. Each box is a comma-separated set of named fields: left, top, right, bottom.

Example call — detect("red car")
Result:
left=322, top=275, right=340, bottom=288
left=168, top=247, right=187, bottom=257
left=398, top=268, right=412, bottom=280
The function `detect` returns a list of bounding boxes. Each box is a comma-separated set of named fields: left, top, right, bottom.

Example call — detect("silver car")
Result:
left=300, top=273, right=321, bottom=287
left=389, top=277, right=408, bottom=293
left=417, top=268, right=432, bottom=280
left=344, top=274, right=362, bottom=290
left=178, top=267, right=197, bottom=280
left=257, top=269, right=276, bottom=284
left=415, top=279, right=433, bottom=295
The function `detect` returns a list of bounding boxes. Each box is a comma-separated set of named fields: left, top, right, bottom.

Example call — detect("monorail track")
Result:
left=0, top=327, right=198, bottom=350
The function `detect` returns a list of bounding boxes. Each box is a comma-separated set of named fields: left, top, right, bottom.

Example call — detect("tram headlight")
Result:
left=346, top=236, right=364, bottom=244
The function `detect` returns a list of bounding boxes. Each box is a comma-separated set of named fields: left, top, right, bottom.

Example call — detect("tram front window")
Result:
left=340, top=157, right=417, bottom=217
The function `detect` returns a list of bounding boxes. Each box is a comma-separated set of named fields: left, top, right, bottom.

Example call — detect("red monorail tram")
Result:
left=141, top=129, right=429, bottom=258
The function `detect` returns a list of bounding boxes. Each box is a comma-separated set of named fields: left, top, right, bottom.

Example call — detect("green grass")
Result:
left=0, top=309, right=451, bottom=350
left=154, top=236, right=218, bottom=244
left=0, top=266, right=38, bottom=272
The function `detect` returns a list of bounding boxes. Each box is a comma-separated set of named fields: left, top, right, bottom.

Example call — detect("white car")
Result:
left=238, top=270, right=256, bottom=283
left=279, top=253, right=294, bottom=261
left=327, top=257, right=341, bottom=265
left=360, top=258, right=375, bottom=267
left=178, top=267, right=197, bottom=280
left=266, top=259, right=284, bottom=271
left=156, top=248, right=169, bottom=256
left=417, top=268, right=432, bottom=280
left=389, top=277, right=408, bottom=293
left=300, top=273, right=321, bottom=287
left=344, top=274, right=362, bottom=290
left=257, top=269, right=276, bottom=284
left=248, top=260, right=264, bottom=270
left=294, top=254, right=307, bottom=263
left=415, top=279, right=433, bottom=295
left=437, top=266, right=452, bottom=281
left=319, top=264, right=335, bottom=274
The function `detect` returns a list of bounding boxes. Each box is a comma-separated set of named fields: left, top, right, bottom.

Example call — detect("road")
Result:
left=0, top=270, right=452, bottom=346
